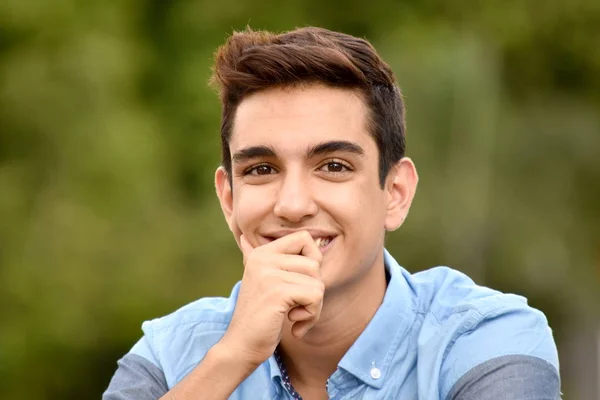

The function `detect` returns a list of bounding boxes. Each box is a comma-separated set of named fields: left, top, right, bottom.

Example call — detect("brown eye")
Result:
left=250, top=165, right=274, bottom=175
left=324, top=162, right=346, bottom=172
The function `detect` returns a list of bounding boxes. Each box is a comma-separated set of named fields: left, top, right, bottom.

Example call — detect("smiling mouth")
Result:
left=264, top=235, right=336, bottom=250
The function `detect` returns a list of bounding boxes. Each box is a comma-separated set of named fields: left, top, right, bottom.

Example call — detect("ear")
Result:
left=215, top=166, right=238, bottom=235
left=384, top=157, right=418, bottom=231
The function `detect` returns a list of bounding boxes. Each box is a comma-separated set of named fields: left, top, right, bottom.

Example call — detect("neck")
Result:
left=278, top=252, right=388, bottom=389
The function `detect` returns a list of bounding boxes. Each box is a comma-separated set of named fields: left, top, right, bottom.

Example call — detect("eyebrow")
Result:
left=307, top=141, right=365, bottom=158
left=231, top=140, right=365, bottom=165
left=231, top=145, right=277, bottom=164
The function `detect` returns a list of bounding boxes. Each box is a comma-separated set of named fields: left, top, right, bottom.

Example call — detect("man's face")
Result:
left=217, top=84, right=407, bottom=291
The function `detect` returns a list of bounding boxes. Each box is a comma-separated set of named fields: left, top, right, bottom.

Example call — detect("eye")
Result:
left=319, top=161, right=351, bottom=173
left=246, top=164, right=276, bottom=176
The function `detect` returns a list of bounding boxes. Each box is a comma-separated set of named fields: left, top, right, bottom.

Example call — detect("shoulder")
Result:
left=135, top=281, right=242, bottom=387
left=409, top=266, right=516, bottom=320
left=408, top=267, right=559, bottom=399
left=142, top=282, right=240, bottom=335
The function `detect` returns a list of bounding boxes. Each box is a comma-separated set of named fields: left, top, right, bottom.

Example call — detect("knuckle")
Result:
left=312, top=283, right=324, bottom=298
left=307, top=259, right=320, bottom=275
left=314, top=252, right=323, bottom=264
left=300, top=230, right=313, bottom=242
left=316, top=280, right=325, bottom=293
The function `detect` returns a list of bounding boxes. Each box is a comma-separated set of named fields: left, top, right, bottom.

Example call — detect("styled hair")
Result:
left=210, top=26, right=406, bottom=187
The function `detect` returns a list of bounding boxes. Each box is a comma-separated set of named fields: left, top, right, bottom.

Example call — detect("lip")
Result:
left=261, top=229, right=338, bottom=241
left=260, top=229, right=338, bottom=252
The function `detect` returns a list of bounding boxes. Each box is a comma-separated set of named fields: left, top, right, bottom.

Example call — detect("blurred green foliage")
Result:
left=0, top=1, right=599, bottom=399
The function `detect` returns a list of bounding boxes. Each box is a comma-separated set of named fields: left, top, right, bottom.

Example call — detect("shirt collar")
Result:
left=269, top=353, right=282, bottom=382
left=336, top=249, right=415, bottom=389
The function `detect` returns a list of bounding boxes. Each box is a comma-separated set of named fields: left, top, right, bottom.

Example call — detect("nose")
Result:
left=273, top=169, right=318, bottom=223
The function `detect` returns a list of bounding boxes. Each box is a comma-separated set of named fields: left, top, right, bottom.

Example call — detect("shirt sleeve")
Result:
left=439, top=303, right=560, bottom=400
left=103, top=337, right=169, bottom=400
left=446, top=355, right=561, bottom=400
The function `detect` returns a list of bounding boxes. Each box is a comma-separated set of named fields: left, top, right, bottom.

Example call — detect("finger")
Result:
left=265, top=231, right=323, bottom=263
left=272, top=255, right=321, bottom=280
left=281, top=283, right=323, bottom=319
left=277, top=268, right=322, bottom=286
left=239, top=234, right=254, bottom=266
left=288, top=306, right=313, bottom=322
left=291, top=319, right=317, bottom=339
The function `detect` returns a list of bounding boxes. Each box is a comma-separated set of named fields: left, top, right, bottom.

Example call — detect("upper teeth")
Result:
left=315, top=237, right=331, bottom=247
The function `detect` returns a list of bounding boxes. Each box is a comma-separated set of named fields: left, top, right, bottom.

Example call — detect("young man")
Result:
left=104, top=27, right=560, bottom=399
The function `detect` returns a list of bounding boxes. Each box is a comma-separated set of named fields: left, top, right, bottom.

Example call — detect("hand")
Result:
left=219, top=231, right=325, bottom=367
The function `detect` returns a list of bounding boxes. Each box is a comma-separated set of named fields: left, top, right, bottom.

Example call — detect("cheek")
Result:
left=233, top=186, right=275, bottom=230
left=319, top=179, right=386, bottom=221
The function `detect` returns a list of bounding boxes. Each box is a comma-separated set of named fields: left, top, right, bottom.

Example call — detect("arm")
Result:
left=440, top=303, right=560, bottom=400
left=447, top=355, right=560, bottom=400
left=104, top=231, right=325, bottom=399
left=161, top=232, right=325, bottom=399
left=103, top=339, right=260, bottom=400
left=103, top=353, right=168, bottom=400
left=159, top=341, right=259, bottom=400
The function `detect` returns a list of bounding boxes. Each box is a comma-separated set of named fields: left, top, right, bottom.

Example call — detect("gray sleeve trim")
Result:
left=103, top=353, right=169, bottom=400
left=446, top=354, right=561, bottom=400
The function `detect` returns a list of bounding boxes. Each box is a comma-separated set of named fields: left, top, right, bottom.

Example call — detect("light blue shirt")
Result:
left=104, top=249, right=560, bottom=399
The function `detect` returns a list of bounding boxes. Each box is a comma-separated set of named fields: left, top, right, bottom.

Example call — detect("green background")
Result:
left=1, top=1, right=599, bottom=399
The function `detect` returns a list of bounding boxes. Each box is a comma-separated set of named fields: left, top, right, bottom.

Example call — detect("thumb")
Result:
left=239, top=234, right=254, bottom=266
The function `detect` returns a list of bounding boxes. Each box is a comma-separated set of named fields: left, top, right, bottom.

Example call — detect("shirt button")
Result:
left=370, top=367, right=381, bottom=379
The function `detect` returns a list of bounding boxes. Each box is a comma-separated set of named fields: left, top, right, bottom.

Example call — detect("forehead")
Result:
left=230, top=84, right=374, bottom=153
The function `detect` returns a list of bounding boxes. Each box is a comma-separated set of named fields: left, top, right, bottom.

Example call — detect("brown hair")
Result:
left=210, top=26, right=406, bottom=187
